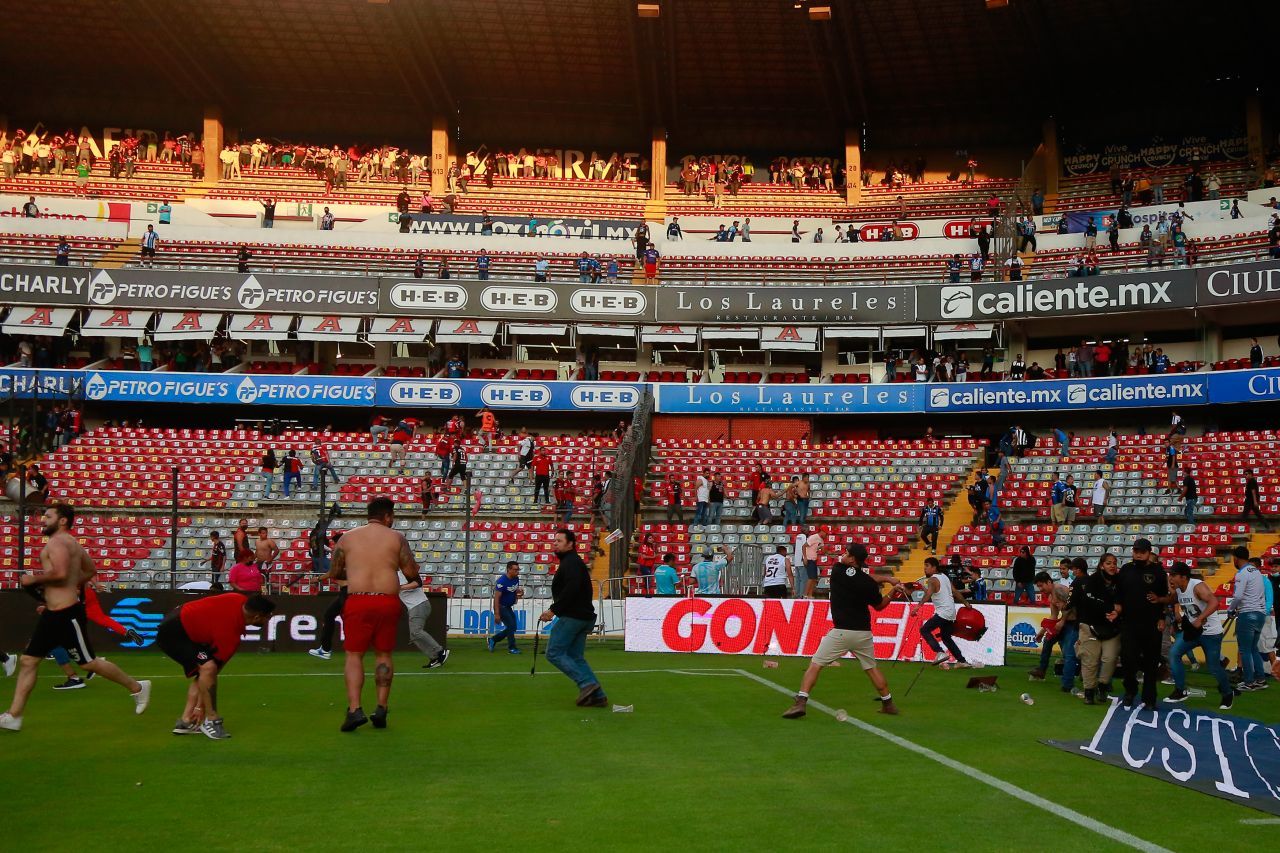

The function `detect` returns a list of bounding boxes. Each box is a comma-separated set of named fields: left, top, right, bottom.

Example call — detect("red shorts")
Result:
left=644, top=263, right=657, bottom=277
left=342, top=594, right=401, bottom=653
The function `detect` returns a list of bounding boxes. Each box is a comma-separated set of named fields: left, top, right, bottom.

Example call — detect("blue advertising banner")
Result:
left=0, top=369, right=643, bottom=412
left=655, top=382, right=921, bottom=415
left=1047, top=703, right=1280, bottom=816
left=924, top=374, right=1208, bottom=413
left=1207, top=368, right=1280, bottom=406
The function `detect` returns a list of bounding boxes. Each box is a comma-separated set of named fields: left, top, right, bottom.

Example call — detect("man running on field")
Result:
left=160, top=592, right=275, bottom=739
left=326, top=497, right=420, bottom=732
left=1, top=504, right=151, bottom=732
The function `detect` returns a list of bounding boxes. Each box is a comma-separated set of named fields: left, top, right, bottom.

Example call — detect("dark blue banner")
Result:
left=1048, top=702, right=1280, bottom=815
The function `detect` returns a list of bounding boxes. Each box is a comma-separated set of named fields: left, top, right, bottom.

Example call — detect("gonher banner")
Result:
left=0, top=369, right=644, bottom=412
left=624, top=597, right=1007, bottom=666
left=0, top=591, right=446, bottom=654
left=1196, top=259, right=1280, bottom=308
left=1047, top=703, right=1280, bottom=816
left=655, top=382, right=921, bottom=415
left=925, top=374, right=1208, bottom=413
left=654, top=285, right=915, bottom=324
left=918, top=272, right=1195, bottom=322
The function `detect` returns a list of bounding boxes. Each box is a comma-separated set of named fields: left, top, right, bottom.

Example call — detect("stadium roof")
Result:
left=2, top=0, right=1272, bottom=151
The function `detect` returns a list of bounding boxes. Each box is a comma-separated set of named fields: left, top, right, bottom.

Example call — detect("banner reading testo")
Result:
left=624, top=597, right=1006, bottom=666
left=1048, top=703, right=1280, bottom=816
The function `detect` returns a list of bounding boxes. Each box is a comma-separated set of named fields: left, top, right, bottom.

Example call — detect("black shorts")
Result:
left=518, top=454, right=533, bottom=470
left=25, top=602, right=95, bottom=664
left=157, top=615, right=219, bottom=678
left=763, top=584, right=789, bottom=599
left=448, top=463, right=468, bottom=479
left=140, top=246, right=156, bottom=257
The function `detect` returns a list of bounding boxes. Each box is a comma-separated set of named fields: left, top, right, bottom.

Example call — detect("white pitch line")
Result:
left=88, top=667, right=746, bottom=680
left=1239, top=818, right=1280, bottom=825
left=733, top=668, right=1175, bottom=853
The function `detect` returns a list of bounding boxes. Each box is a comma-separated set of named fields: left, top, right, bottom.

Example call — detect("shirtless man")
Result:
left=254, top=526, right=280, bottom=569
left=1, top=504, right=151, bottom=732
left=326, top=497, right=420, bottom=732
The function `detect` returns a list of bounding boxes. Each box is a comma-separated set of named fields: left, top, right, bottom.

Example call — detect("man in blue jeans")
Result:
left=540, top=529, right=607, bottom=707
left=489, top=561, right=522, bottom=654
left=1165, top=562, right=1234, bottom=709
left=1227, top=546, right=1270, bottom=692
left=1181, top=471, right=1199, bottom=525
left=1030, top=570, right=1079, bottom=691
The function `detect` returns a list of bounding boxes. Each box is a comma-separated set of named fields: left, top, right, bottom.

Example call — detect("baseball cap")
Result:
left=1133, top=538, right=1153, bottom=553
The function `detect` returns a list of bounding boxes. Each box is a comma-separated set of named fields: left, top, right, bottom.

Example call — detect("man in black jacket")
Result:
left=1072, top=552, right=1122, bottom=704
left=540, top=529, right=606, bottom=707
left=1117, top=539, right=1172, bottom=710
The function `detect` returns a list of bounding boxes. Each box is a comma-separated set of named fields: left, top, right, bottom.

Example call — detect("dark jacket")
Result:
left=1011, top=555, right=1036, bottom=585
left=1076, top=570, right=1122, bottom=638
left=551, top=549, right=596, bottom=621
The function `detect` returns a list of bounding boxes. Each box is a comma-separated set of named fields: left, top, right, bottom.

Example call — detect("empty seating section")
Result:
left=0, top=232, right=122, bottom=265
left=647, top=438, right=982, bottom=520
left=0, top=514, right=180, bottom=588
left=664, top=178, right=1019, bottom=220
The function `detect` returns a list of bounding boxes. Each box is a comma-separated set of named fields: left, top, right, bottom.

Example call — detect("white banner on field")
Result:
left=445, top=596, right=626, bottom=638
left=624, top=597, right=1007, bottom=666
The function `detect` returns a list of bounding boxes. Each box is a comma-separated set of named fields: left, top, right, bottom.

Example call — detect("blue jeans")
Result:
left=708, top=502, right=723, bottom=525
left=1043, top=622, right=1080, bottom=689
left=1104, top=447, right=1117, bottom=465
left=439, top=456, right=450, bottom=478
left=1169, top=631, right=1231, bottom=697
left=1185, top=498, right=1198, bottom=524
left=1235, top=611, right=1268, bottom=683
left=492, top=605, right=518, bottom=650
left=1012, top=582, right=1034, bottom=605
left=261, top=471, right=274, bottom=498
left=797, top=498, right=810, bottom=524
left=283, top=471, right=301, bottom=496
left=546, top=615, right=600, bottom=691
left=693, top=502, right=707, bottom=526
left=560, top=500, right=574, bottom=525
left=312, top=463, right=339, bottom=487
left=783, top=501, right=798, bottom=525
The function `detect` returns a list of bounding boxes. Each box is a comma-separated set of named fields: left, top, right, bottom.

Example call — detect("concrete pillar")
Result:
left=844, top=129, right=862, bottom=206
left=1006, top=323, right=1028, bottom=370
left=1246, top=94, right=1267, bottom=184
left=1202, top=322, right=1222, bottom=366
left=202, top=107, right=223, bottom=187
left=430, top=116, right=450, bottom=197
left=649, top=127, right=666, bottom=203
left=1041, top=117, right=1060, bottom=197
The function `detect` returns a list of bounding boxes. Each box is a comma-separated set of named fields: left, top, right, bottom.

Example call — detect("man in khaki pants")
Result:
left=1073, top=552, right=1123, bottom=705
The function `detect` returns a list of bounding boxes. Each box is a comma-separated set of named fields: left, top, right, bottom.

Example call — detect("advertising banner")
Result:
left=445, top=597, right=626, bottom=638
left=925, top=374, right=1208, bottom=413
left=375, top=379, right=643, bottom=411
left=1207, top=368, right=1280, bottom=405
left=917, top=272, right=1195, bottom=322
left=380, top=280, right=655, bottom=321
left=1047, top=703, right=1280, bottom=816
left=399, top=212, right=638, bottom=240
left=1006, top=606, right=1048, bottom=652
left=1060, top=133, right=1249, bottom=176
left=655, top=382, right=920, bottom=415
left=0, top=590, right=447, bottom=654
left=624, top=597, right=1007, bottom=666
left=654, top=285, right=915, bottom=324
left=1196, top=258, right=1280, bottom=309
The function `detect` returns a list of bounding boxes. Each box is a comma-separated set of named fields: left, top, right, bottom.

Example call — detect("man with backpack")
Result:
left=919, top=501, right=943, bottom=555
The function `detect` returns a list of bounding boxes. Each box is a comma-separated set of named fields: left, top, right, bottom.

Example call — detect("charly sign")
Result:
left=1048, top=702, right=1280, bottom=816
left=918, top=271, right=1196, bottom=322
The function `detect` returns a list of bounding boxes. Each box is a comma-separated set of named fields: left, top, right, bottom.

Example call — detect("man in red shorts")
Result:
left=326, top=496, right=420, bottom=732
left=158, top=592, right=275, bottom=739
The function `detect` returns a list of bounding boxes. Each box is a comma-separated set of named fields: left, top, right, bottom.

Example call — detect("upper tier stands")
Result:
left=1054, top=161, right=1258, bottom=214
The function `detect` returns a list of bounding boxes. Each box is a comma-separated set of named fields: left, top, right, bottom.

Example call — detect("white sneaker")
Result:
left=2, top=655, right=16, bottom=678
left=132, top=680, right=152, bottom=715
left=308, top=648, right=332, bottom=661
left=0, top=712, right=21, bottom=732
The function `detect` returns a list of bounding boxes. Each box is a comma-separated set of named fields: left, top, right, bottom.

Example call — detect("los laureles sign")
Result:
left=1049, top=701, right=1280, bottom=816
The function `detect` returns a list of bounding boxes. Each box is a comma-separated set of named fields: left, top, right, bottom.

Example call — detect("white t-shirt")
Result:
left=518, top=437, right=533, bottom=457
left=793, top=533, right=807, bottom=567
left=803, top=534, right=824, bottom=563
left=398, top=570, right=427, bottom=609
left=762, top=554, right=789, bottom=587
left=1092, top=478, right=1108, bottom=506
left=931, top=573, right=957, bottom=621
left=696, top=476, right=710, bottom=503
left=1179, top=578, right=1224, bottom=636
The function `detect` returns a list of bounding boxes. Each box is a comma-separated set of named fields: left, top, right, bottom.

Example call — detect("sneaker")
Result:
left=1166, top=689, right=1189, bottom=703
left=782, top=697, right=808, bottom=719
left=2, top=655, right=16, bottom=678
left=507, top=648, right=522, bottom=655
left=172, top=719, right=200, bottom=735
left=1251, top=680, right=1270, bottom=690
left=932, top=652, right=953, bottom=666
left=1028, top=669, right=1046, bottom=681
left=370, top=706, right=388, bottom=729
left=125, top=629, right=144, bottom=645
left=341, top=707, right=368, bottom=732
left=426, top=649, right=450, bottom=669
left=53, top=677, right=86, bottom=690
left=576, top=683, right=603, bottom=706
left=1219, top=693, right=1235, bottom=711
left=132, top=680, right=151, bottom=715
left=1160, top=678, right=1176, bottom=686
left=0, top=712, right=21, bottom=732
left=878, top=698, right=900, bottom=715
left=308, top=648, right=331, bottom=661
left=200, top=718, right=231, bottom=740
left=487, top=637, right=496, bottom=652
left=1236, top=682, right=1258, bottom=693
